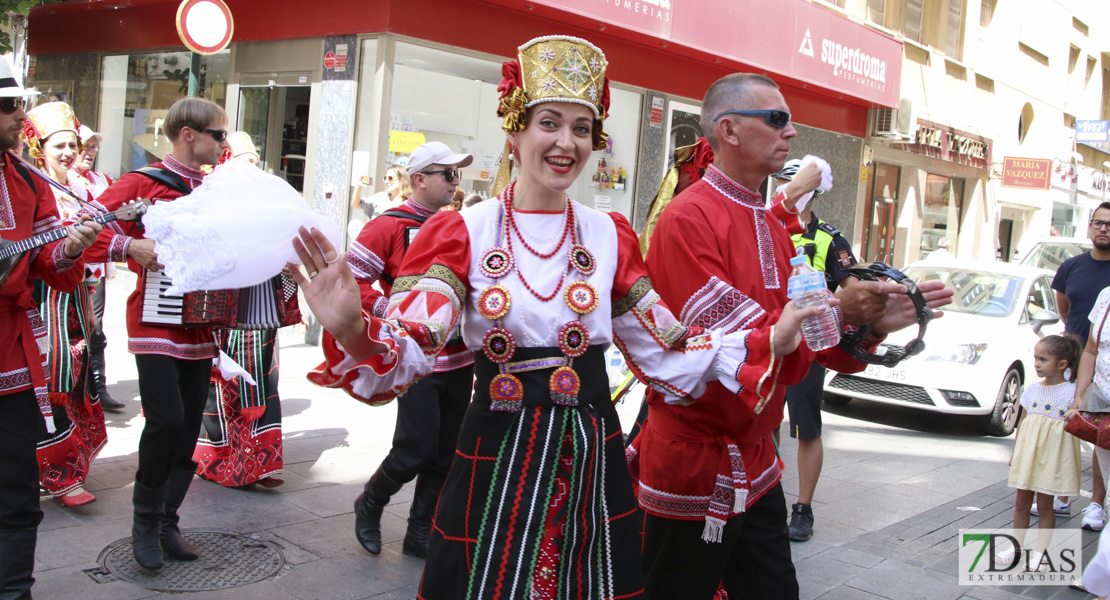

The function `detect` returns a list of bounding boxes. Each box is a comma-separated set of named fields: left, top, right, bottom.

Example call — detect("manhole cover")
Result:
left=97, top=530, right=284, bottom=592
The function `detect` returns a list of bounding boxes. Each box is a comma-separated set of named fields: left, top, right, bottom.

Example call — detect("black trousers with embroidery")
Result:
left=643, top=482, right=799, bottom=600
left=134, top=355, right=210, bottom=487
left=0, top=390, right=46, bottom=530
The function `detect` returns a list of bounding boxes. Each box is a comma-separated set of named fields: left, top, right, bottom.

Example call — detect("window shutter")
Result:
left=867, top=0, right=886, bottom=25
left=979, top=0, right=992, bottom=27
left=905, top=0, right=924, bottom=43
left=946, top=0, right=964, bottom=57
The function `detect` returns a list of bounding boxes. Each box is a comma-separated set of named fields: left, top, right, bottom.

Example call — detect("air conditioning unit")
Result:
left=872, top=98, right=916, bottom=140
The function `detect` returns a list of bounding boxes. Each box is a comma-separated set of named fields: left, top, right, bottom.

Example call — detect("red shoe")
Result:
left=257, top=477, right=284, bottom=489
left=58, top=490, right=96, bottom=507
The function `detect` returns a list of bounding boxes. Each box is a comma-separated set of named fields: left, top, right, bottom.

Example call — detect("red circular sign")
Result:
left=324, top=51, right=337, bottom=70
left=176, top=0, right=234, bottom=55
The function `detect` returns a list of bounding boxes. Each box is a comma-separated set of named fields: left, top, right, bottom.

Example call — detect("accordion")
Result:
left=141, top=270, right=301, bottom=330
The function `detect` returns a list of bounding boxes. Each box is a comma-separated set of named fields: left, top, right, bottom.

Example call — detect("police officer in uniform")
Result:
left=774, top=159, right=858, bottom=543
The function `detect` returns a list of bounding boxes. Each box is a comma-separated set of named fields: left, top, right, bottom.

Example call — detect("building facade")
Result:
left=832, top=0, right=1110, bottom=266
left=27, top=0, right=902, bottom=256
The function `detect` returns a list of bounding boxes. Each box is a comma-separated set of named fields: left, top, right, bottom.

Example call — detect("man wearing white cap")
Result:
left=0, top=59, right=102, bottom=598
left=348, top=141, right=476, bottom=559
left=68, top=124, right=126, bottom=412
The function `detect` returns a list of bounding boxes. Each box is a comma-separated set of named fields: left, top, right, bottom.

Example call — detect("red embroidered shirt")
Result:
left=347, top=198, right=473, bottom=373
left=0, top=156, right=83, bottom=407
left=632, top=165, right=869, bottom=530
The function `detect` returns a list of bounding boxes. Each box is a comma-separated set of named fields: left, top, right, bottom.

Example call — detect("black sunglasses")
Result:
left=420, top=169, right=460, bottom=183
left=201, top=128, right=228, bottom=142
left=712, top=109, right=791, bottom=128
left=0, top=97, right=26, bottom=115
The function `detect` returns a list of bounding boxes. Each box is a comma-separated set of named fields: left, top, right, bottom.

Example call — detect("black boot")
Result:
left=132, top=478, right=166, bottom=570
left=402, top=474, right=446, bottom=558
left=160, top=465, right=199, bottom=560
left=0, top=527, right=37, bottom=600
left=354, top=468, right=403, bottom=555
left=88, top=348, right=124, bottom=412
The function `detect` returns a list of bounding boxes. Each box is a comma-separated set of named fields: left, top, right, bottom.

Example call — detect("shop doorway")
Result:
left=862, top=162, right=901, bottom=264
left=236, top=84, right=311, bottom=193
left=998, top=218, right=1014, bottom=261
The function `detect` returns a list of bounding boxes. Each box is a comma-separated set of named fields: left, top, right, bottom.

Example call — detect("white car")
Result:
left=823, top=260, right=1062, bottom=436
left=1019, top=237, right=1092, bottom=272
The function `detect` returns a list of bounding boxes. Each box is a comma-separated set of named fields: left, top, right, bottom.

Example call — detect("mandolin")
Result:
left=0, top=199, right=150, bottom=288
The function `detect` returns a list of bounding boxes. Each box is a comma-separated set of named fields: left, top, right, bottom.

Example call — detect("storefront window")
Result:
left=387, top=41, right=506, bottom=206
left=920, top=173, right=964, bottom=259
left=1052, top=202, right=1077, bottom=237
left=97, top=50, right=230, bottom=179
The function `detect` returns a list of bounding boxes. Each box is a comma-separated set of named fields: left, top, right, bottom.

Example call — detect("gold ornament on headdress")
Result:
left=494, top=35, right=611, bottom=195
left=22, top=101, right=83, bottom=167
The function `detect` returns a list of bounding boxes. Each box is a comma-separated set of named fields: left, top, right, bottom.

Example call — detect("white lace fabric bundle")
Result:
left=142, top=157, right=341, bottom=294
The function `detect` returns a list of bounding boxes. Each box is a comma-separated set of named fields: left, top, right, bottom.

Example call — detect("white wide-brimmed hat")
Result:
left=0, top=58, right=37, bottom=98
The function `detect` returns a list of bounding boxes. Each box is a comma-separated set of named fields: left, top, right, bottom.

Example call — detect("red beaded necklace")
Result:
left=504, top=183, right=573, bottom=259
left=502, top=182, right=580, bottom=302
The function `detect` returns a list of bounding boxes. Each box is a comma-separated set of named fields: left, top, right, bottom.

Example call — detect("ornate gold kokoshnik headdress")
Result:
left=494, top=35, right=611, bottom=194
left=22, top=101, right=83, bottom=165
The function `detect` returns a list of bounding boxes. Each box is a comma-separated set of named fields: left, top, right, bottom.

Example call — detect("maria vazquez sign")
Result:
left=1001, top=157, right=1052, bottom=190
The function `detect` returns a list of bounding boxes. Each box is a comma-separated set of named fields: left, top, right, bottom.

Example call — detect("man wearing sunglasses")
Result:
left=81, top=97, right=230, bottom=572
left=347, top=141, right=475, bottom=559
left=634, top=73, right=952, bottom=600
left=0, top=59, right=103, bottom=600
left=1050, top=201, right=1110, bottom=533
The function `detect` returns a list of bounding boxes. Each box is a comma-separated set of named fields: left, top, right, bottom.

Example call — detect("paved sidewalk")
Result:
left=27, top=274, right=1104, bottom=598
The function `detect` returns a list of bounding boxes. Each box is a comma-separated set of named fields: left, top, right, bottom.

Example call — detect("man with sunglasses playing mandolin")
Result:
left=346, top=141, right=476, bottom=559
left=0, top=60, right=102, bottom=599
left=81, top=97, right=230, bottom=572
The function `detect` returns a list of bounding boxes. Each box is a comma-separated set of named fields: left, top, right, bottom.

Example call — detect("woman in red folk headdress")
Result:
left=22, top=101, right=108, bottom=508
left=289, top=36, right=813, bottom=599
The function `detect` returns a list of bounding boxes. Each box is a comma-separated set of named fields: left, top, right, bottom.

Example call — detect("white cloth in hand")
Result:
left=142, top=157, right=341, bottom=294
left=794, top=155, right=834, bottom=213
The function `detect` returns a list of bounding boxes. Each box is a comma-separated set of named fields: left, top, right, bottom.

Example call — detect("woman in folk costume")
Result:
left=22, top=101, right=108, bottom=508
left=193, top=131, right=291, bottom=488
left=68, top=125, right=126, bottom=412
left=290, top=36, right=822, bottom=599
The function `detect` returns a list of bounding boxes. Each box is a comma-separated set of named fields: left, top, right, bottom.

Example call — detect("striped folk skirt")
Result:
left=194, top=329, right=283, bottom=486
left=418, top=346, right=646, bottom=600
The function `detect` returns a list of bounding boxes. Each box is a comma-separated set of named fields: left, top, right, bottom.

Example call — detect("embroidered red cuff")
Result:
left=306, top=312, right=404, bottom=406
left=52, top=242, right=78, bottom=272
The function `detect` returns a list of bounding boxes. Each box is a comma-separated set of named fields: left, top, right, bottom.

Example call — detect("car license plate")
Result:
left=864, top=365, right=906, bottom=382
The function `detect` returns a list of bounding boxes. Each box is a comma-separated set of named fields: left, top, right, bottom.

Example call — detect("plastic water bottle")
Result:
left=786, top=248, right=841, bottom=352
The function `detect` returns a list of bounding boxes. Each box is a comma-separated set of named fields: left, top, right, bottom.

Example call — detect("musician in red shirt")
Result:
left=0, top=63, right=101, bottom=599
left=345, top=141, right=476, bottom=558
left=84, top=98, right=230, bottom=571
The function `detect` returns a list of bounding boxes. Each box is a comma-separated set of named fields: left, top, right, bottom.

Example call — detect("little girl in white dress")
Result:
left=1001, top=334, right=1084, bottom=571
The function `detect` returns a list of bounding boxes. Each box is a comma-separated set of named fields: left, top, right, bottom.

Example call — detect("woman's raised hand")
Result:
left=288, top=226, right=387, bottom=358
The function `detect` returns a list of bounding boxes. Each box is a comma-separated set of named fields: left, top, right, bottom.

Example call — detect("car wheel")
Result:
left=822, top=391, right=851, bottom=406
left=984, top=368, right=1022, bottom=437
